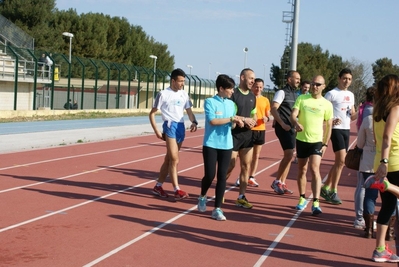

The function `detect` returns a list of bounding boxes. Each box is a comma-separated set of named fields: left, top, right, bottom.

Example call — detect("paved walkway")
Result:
left=0, top=115, right=205, bottom=153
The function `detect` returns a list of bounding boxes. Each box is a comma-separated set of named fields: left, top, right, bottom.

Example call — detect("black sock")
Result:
left=300, top=194, right=305, bottom=198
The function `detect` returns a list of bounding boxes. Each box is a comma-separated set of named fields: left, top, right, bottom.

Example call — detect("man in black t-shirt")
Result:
left=226, top=68, right=257, bottom=209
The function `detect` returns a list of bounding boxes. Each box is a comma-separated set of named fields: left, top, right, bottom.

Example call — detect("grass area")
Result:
left=0, top=111, right=150, bottom=123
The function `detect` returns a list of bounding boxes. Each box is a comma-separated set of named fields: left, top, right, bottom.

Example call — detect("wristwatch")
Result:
left=380, top=158, right=389, bottom=164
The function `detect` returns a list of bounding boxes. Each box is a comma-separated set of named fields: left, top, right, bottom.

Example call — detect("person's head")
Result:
left=374, top=74, right=399, bottom=122
left=239, top=68, right=255, bottom=91
left=337, top=68, right=352, bottom=90
left=215, top=74, right=235, bottom=98
left=310, top=75, right=326, bottom=97
left=251, top=78, right=264, bottom=97
left=365, top=86, right=376, bottom=103
left=286, top=70, right=301, bottom=89
left=170, top=68, right=186, bottom=91
left=41, top=54, right=45, bottom=57
left=300, top=80, right=310, bottom=94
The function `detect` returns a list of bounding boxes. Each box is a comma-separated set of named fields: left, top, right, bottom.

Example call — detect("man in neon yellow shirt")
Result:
left=290, top=75, right=333, bottom=215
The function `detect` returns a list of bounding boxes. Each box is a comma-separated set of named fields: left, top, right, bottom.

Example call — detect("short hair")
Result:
left=286, top=70, right=297, bottom=80
left=339, top=68, right=352, bottom=78
left=240, top=68, right=254, bottom=76
left=254, top=78, right=264, bottom=84
left=215, top=74, right=235, bottom=91
left=365, top=86, right=376, bottom=102
left=171, top=68, right=186, bottom=80
left=300, top=80, right=310, bottom=87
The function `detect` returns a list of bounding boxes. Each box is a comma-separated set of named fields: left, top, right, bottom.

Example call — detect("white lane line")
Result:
left=83, top=157, right=281, bottom=266
left=0, top=145, right=201, bottom=194
left=0, top=162, right=204, bottom=233
left=0, top=134, right=204, bottom=171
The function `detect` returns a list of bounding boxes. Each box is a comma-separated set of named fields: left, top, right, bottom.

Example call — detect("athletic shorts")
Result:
left=275, top=122, right=296, bottom=150
left=232, top=131, right=253, bottom=151
left=252, top=130, right=266, bottom=145
left=162, top=121, right=185, bottom=144
left=296, top=140, right=323, bottom=158
left=330, top=129, right=350, bottom=152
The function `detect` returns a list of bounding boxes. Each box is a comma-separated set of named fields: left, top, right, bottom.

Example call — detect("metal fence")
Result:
left=0, top=14, right=34, bottom=50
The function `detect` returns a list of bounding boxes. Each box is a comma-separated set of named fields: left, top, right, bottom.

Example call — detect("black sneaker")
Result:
left=329, top=192, right=342, bottom=205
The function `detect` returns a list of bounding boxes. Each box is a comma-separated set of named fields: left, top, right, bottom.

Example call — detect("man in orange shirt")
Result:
left=235, top=78, right=270, bottom=187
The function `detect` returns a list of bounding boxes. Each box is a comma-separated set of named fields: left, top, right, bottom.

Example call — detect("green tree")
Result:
left=372, top=57, right=399, bottom=84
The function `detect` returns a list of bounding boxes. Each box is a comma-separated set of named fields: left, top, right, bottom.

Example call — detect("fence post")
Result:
left=88, top=59, right=98, bottom=109
left=100, top=60, right=110, bottom=109
left=7, top=46, right=19, bottom=110
left=75, top=57, right=85, bottom=109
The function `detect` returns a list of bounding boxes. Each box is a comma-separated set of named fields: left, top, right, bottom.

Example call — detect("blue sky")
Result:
left=56, top=0, right=399, bottom=86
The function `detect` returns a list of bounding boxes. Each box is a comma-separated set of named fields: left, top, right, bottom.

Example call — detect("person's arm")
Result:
left=375, top=105, right=399, bottom=178
left=149, top=107, right=163, bottom=140
left=290, top=108, right=302, bottom=132
left=351, top=105, right=358, bottom=121
left=357, top=117, right=369, bottom=149
left=186, top=107, right=198, bottom=132
left=321, top=118, right=333, bottom=155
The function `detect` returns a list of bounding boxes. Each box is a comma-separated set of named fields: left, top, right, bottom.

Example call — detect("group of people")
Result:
left=148, top=67, right=399, bottom=263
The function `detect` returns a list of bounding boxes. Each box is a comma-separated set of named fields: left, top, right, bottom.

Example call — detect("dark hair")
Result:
left=240, top=68, right=254, bottom=76
left=300, top=80, right=310, bottom=87
left=339, top=68, right=352, bottom=78
left=254, top=78, right=264, bottom=84
left=373, top=74, right=399, bottom=122
left=216, top=74, right=235, bottom=92
left=285, top=70, right=298, bottom=79
left=365, top=86, right=376, bottom=102
left=171, top=68, right=186, bottom=80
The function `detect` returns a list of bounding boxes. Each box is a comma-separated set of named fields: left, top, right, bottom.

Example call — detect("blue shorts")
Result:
left=162, top=121, right=185, bottom=143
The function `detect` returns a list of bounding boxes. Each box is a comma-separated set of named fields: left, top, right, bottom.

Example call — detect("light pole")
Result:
left=243, top=47, right=248, bottom=68
left=62, top=32, right=74, bottom=63
left=149, top=55, right=157, bottom=105
left=187, top=64, right=193, bottom=75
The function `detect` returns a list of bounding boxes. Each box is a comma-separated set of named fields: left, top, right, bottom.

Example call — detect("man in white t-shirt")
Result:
left=321, top=68, right=357, bottom=205
left=149, top=68, right=198, bottom=200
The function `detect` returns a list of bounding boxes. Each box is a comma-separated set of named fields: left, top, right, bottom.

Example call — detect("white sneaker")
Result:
left=211, top=208, right=226, bottom=221
left=353, top=219, right=365, bottom=229
left=248, top=177, right=259, bottom=187
left=235, top=177, right=240, bottom=186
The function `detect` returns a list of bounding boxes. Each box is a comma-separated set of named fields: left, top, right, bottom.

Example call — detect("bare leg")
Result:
left=297, top=158, right=308, bottom=195
left=277, top=148, right=294, bottom=183
left=309, top=155, right=322, bottom=199
left=226, top=151, right=238, bottom=180
left=249, top=145, right=262, bottom=177
left=238, top=148, right=253, bottom=195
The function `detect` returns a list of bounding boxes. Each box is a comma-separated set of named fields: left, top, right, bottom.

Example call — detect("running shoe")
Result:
left=197, top=195, right=207, bottom=212
left=372, top=245, right=399, bottom=262
left=296, top=196, right=307, bottom=210
left=328, top=192, right=342, bottom=205
left=353, top=219, right=366, bottom=229
left=271, top=180, right=284, bottom=195
left=248, top=177, right=259, bottom=187
left=152, top=185, right=169, bottom=198
left=364, top=175, right=388, bottom=192
left=235, top=196, right=253, bottom=209
left=235, top=177, right=240, bottom=186
left=311, top=200, right=322, bottom=215
left=174, top=189, right=189, bottom=200
left=211, top=208, right=226, bottom=221
left=320, top=187, right=330, bottom=201
left=282, top=183, right=293, bottom=194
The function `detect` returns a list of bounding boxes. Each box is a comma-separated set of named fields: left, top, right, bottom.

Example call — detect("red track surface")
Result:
left=0, top=121, right=396, bottom=266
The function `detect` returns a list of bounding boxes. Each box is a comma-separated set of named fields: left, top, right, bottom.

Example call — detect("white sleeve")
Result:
left=272, top=90, right=285, bottom=104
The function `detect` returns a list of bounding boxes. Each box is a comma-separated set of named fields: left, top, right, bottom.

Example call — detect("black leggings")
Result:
left=377, top=170, right=399, bottom=225
left=201, top=146, right=232, bottom=208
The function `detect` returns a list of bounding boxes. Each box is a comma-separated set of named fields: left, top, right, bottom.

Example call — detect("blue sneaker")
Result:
left=312, top=200, right=322, bottom=215
left=211, top=208, right=226, bottom=221
left=296, top=197, right=307, bottom=210
left=197, top=196, right=207, bottom=212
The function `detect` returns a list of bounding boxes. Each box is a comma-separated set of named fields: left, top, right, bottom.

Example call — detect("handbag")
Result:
left=345, top=146, right=363, bottom=170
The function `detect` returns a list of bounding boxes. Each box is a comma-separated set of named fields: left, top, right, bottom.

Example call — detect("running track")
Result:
left=0, top=120, right=395, bottom=266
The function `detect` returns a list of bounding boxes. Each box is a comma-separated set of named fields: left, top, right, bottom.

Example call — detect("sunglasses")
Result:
left=311, top=82, right=324, bottom=87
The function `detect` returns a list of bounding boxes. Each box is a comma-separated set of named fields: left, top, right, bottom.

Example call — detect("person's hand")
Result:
left=295, top=123, right=303, bottom=132
left=155, top=131, right=164, bottom=140
left=190, top=123, right=197, bottom=132
left=333, top=118, right=341, bottom=126
left=282, top=123, right=291, bottom=131
left=245, top=118, right=257, bottom=129
left=375, top=163, right=388, bottom=180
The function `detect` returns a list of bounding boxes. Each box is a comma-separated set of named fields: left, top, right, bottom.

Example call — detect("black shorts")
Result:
left=232, top=131, right=253, bottom=151
left=330, top=129, right=350, bottom=152
left=275, top=122, right=296, bottom=150
left=296, top=140, right=323, bottom=158
left=252, top=130, right=266, bottom=145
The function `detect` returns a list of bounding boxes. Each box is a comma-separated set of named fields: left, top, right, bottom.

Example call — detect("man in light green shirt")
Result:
left=290, top=75, right=333, bottom=215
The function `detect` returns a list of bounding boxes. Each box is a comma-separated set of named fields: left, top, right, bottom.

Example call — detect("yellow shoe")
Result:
left=235, top=196, right=253, bottom=209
